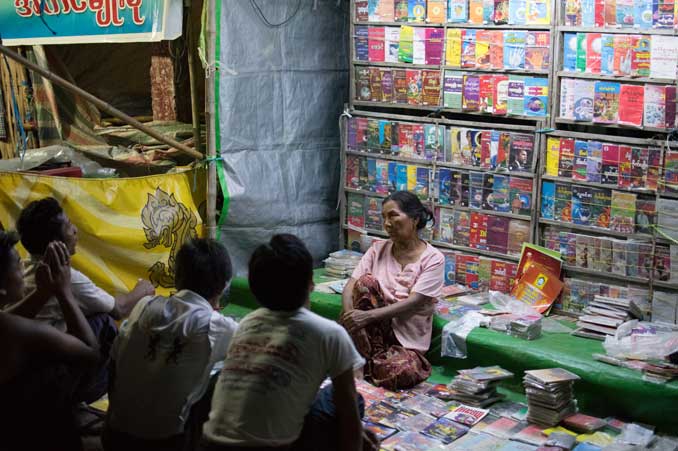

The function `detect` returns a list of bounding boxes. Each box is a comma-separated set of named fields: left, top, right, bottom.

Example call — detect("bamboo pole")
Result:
left=0, top=44, right=204, bottom=161
left=205, top=0, right=218, bottom=239
left=187, top=1, right=203, bottom=154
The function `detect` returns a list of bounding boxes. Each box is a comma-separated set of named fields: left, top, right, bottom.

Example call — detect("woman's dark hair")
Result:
left=17, top=197, right=65, bottom=256
left=249, top=234, right=313, bottom=311
left=383, top=191, right=434, bottom=230
left=0, top=231, right=19, bottom=286
left=175, top=238, right=232, bottom=301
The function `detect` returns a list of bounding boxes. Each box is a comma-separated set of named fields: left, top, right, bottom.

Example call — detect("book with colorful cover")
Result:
left=368, top=0, right=395, bottom=21
left=653, top=0, right=675, bottom=27
left=545, top=137, right=560, bottom=177
left=581, top=0, right=595, bottom=25
left=613, top=35, right=632, bottom=76
left=618, top=84, right=644, bottom=127
left=424, top=124, right=443, bottom=160
left=559, top=78, right=575, bottom=120
left=424, top=28, right=444, bottom=65
left=490, top=174, right=511, bottom=212
left=461, top=30, right=477, bottom=68
left=375, top=159, right=390, bottom=194
left=355, top=67, right=371, bottom=101
left=630, top=146, right=649, bottom=189
left=563, top=32, right=578, bottom=71
left=511, top=264, right=565, bottom=314
left=470, top=171, right=485, bottom=209
left=526, top=0, right=551, bottom=23
left=445, top=29, right=462, bottom=67
left=448, top=0, right=469, bottom=21
left=634, top=0, right=653, bottom=28
left=605, top=0, right=617, bottom=24
left=398, top=26, right=414, bottom=63
left=525, top=31, right=550, bottom=71
left=585, top=33, right=602, bottom=73
left=508, top=220, right=531, bottom=255
left=443, top=71, right=464, bottom=110
left=616, top=0, right=635, bottom=25
left=463, top=74, right=481, bottom=111
left=601, top=143, right=620, bottom=185
left=427, top=0, right=447, bottom=22
left=469, top=0, right=485, bottom=23
left=355, top=26, right=369, bottom=62
left=369, top=67, right=383, bottom=102
left=422, top=70, right=441, bottom=105
left=650, top=35, right=678, bottom=80
left=630, top=35, right=651, bottom=77
left=380, top=69, right=394, bottom=102
left=454, top=210, right=471, bottom=247
left=507, top=76, right=526, bottom=116
left=494, top=0, right=510, bottom=23
left=412, top=27, right=426, bottom=64
left=367, top=158, right=378, bottom=190
left=493, top=75, right=510, bottom=116
left=421, top=417, right=470, bottom=444
left=618, top=145, right=633, bottom=189
left=646, top=147, right=661, bottom=191
left=610, top=191, right=637, bottom=233
left=476, top=30, right=492, bottom=69
left=555, top=183, right=573, bottom=222
left=559, top=138, right=575, bottom=178
left=396, top=163, right=408, bottom=191
left=586, top=140, right=603, bottom=183
left=347, top=193, right=365, bottom=229
left=394, top=0, right=408, bottom=21
left=644, top=84, right=667, bottom=129
left=524, top=77, right=548, bottom=117
left=393, top=69, right=408, bottom=104
left=592, top=188, right=612, bottom=228
left=445, top=405, right=490, bottom=426
left=635, top=199, right=656, bottom=234
left=573, top=140, right=588, bottom=181
left=408, top=0, right=427, bottom=22
left=573, top=79, right=594, bottom=122
left=541, top=181, right=555, bottom=220
left=509, top=177, right=533, bottom=216
left=368, top=27, right=385, bottom=63
left=565, top=0, right=582, bottom=25
left=355, top=0, right=369, bottom=21
left=576, top=33, right=587, bottom=72
left=406, top=69, right=422, bottom=104
left=509, top=133, right=534, bottom=173
left=439, top=208, right=456, bottom=243
left=510, top=0, right=527, bottom=23
left=479, top=75, right=495, bottom=114
left=412, top=124, right=425, bottom=158
left=665, top=86, right=677, bottom=129
left=365, top=197, right=384, bottom=230
left=572, top=186, right=594, bottom=226
left=600, top=34, right=615, bottom=75
left=592, top=81, right=620, bottom=124
left=504, top=31, right=527, bottom=69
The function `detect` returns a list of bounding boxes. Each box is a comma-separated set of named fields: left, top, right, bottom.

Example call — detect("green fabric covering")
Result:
left=222, top=270, right=678, bottom=432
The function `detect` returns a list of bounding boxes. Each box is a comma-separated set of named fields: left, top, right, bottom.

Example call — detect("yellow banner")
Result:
left=0, top=169, right=205, bottom=297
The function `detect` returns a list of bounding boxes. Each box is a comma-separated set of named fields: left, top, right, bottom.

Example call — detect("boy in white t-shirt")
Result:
left=201, top=234, right=376, bottom=451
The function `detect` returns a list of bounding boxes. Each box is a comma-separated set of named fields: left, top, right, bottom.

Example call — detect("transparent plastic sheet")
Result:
left=487, top=291, right=575, bottom=334
left=216, top=0, right=350, bottom=274
left=441, top=311, right=488, bottom=359
left=603, top=320, right=678, bottom=361
left=618, top=423, right=655, bottom=447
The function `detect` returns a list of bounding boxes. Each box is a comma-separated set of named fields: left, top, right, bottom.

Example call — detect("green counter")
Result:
left=222, top=270, right=678, bottom=432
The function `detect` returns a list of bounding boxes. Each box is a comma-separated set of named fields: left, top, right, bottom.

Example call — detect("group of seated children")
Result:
left=0, top=191, right=442, bottom=451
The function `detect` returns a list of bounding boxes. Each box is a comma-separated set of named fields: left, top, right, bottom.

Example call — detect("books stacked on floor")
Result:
left=446, top=366, right=514, bottom=407
left=524, top=368, right=580, bottom=427
left=572, top=295, right=642, bottom=341
left=323, top=249, right=363, bottom=278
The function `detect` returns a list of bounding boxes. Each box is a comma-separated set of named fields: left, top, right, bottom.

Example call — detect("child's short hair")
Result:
left=175, top=238, right=232, bottom=300
left=248, top=234, right=313, bottom=311
left=0, top=231, right=19, bottom=287
left=17, top=197, right=65, bottom=255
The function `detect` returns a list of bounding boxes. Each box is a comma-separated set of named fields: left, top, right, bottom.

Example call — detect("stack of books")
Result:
left=323, top=249, right=363, bottom=278
left=446, top=366, right=514, bottom=407
left=524, top=368, right=580, bottom=427
left=572, top=295, right=642, bottom=340
left=508, top=314, right=542, bottom=340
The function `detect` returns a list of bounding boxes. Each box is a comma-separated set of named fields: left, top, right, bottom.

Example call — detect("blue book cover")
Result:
left=617, top=0, right=634, bottom=26
left=581, top=0, right=595, bottom=26
left=408, top=0, right=427, bottom=21
left=444, top=253, right=456, bottom=285
left=367, top=158, right=377, bottom=191
left=586, top=140, right=603, bottom=183
left=388, top=162, right=398, bottom=192
left=425, top=124, right=443, bottom=161
left=448, top=0, right=469, bottom=22
left=541, top=181, right=555, bottom=219
left=574, top=140, right=589, bottom=180
left=491, top=174, right=511, bottom=212
left=523, top=77, right=548, bottom=117
left=378, top=120, right=390, bottom=151
left=504, top=31, right=526, bottom=69
left=572, top=186, right=593, bottom=225
left=415, top=167, right=430, bottom=199
left=439, top=168, right=452, bottom=204
left=396, top=164, right=408, bottom=191
left=469, top=172, right=485, bottom=209
left=490, top=130, right=501, bottom=169
left=634, top=0, right=653, bottom=28
left=563, top=33, right=578, bottom=71
left=509, top=0, right=526, bottom=24
left=355, top=26, right=369, bottom=61
left=600, top=34, right=615, bottom=75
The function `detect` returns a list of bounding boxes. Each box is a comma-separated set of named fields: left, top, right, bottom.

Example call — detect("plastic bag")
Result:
left=441, top=311, right=488, bottom=359
left=488, top=290, right=540, bottom=315
left=603, top=320, right=678, bottom=361
left=618, top=423, right=655, bottom=447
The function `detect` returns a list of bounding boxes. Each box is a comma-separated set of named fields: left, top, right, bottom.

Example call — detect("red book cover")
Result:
left=490, top=31, right=504, bottom=69
left=516, top=243, right=562, bottom=280
left=470, top=212, right=482, bottom=248
left=398, top=123, right=414, bottom=156
left=613, top=35, right=632, bottom=76
left=585, top=33, right=602, bottom=73
left=618, top=145, right=633, bottom=188
left=406, top=69, right=422, bottom=105
left=601, top=142, right=620, bottom=185
left=369, top=67, right=383, bottom=102
left=595, top=0, right=605, bottom=26
left=618, top=84, right=644, bottom=127
left=493, top=75, right=509, bottom=116
left=425, top=28, right=445, bottom=65
left=630, top=35, right=651, bottom=78
left=355, top=0, right=368, bottom=21
left=507, top=262, right=518, bottom=291
left=487, top=216, right=510, bottom=254
left=647, top=147, right=661, bottom=191
left=481, top=131, right=492, bottom=168
left=511, top=264, right=564, bottom=314
left=605, top=0, right=616, bottom=25
left=393, top=69, right=408, bottom=104
left=558, top=138, right=575, bottom=178
left=490, top=260, right=510, bottom=292
left=346, top=155, right=360, bottom=188
left=465, top=255, right=480, bottom=287
left=665, top=86, right=677, bottom=129
left=422, top=70, right=441, bottom=105
left=479, top=75, right=494, bottom=114
left=368, top=27, right=385, bottom=62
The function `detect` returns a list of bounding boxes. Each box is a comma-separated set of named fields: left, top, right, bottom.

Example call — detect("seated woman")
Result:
left=341, top=191, right=444, bottom=390
left=0, top=233, right=99, bottom=451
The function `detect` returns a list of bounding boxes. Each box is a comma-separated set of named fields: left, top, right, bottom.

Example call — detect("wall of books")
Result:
left=344, top=0, right=678, bottom=323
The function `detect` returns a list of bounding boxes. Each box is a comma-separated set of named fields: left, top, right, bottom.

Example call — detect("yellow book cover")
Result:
left=407, top=165, right=417, bottom=192
left=449, top=127, right=462, bottom=164
left=546, top=137, right=561, bottom=176
left=475, top=30, right=491, bottom=69
left=445, top=29, right=462, bottom=67
left=469, top=0, right=485, bottom=23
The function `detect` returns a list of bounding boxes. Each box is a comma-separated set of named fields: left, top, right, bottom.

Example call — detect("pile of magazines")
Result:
left=323, top=249, right=363, bottom=278
left=524, top=368, right=580, bottom=427
left=446, top=366, right=513, bottom=407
